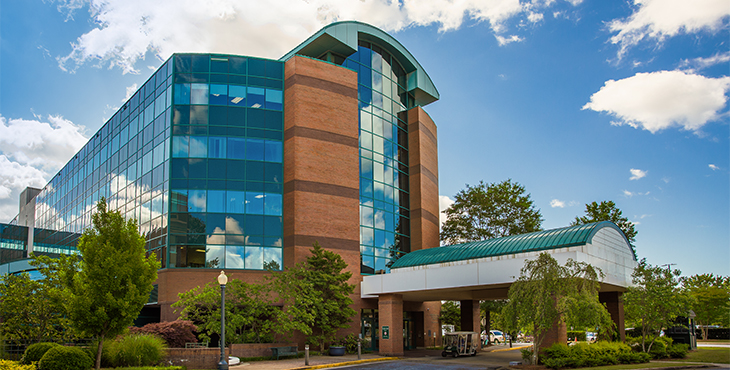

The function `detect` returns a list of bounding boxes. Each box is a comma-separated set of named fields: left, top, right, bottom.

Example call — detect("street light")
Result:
left=218, top=271, right=228, bottom=370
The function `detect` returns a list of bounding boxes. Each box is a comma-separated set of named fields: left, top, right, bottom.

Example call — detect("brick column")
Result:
left=407, top=107, right=439, bottom=252
left=460, top=300, right=481, bottom=332
left=540, top=319, right=567, bottom=350
left=599, top=291, right=625, bottom=342
left=378, top=294, right=404, bottom=356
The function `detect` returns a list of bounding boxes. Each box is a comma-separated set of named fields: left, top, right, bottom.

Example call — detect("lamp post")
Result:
left=218, top=271, right=228, bottom=370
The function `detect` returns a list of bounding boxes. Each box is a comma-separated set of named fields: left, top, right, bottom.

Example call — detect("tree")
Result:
left=572, top=201, right=638, bottom=259
left=623, top=259, right=689, bottom=353
left=62, top=199, right=159, bottom=370
left=441, top=179, right=543, bottom=245
left=481, top=300, right=507, bottom=341
left=173, top=278, right=278, bottom=344
left=269, top=242, right=357, bottom=352
left=502, top=252, right=613, bottom=364
left=0, top=273, right=69, bottom=344
left=439, top=301, right=461, bottom=331
left=681, top=274, right=730, bottom=340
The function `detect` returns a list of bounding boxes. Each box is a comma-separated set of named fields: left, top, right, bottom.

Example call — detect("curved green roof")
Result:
left=280, top=21, right=439, bottom=106
left=390, top=222, right=630, bottom=269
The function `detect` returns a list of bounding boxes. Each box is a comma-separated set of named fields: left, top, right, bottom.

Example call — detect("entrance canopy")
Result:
left=362, top=222, right=637, bottom=301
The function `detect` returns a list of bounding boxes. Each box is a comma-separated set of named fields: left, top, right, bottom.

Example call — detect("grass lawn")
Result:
left=572, top=363, right=680, bottom=370
left=664, top=347, right=730, bottom=364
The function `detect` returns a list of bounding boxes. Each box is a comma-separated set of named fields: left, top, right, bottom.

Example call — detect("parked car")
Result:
left=490, top=330, right=506, bottom=343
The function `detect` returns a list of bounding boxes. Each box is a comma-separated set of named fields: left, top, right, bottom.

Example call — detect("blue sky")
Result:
left=1, top=0, right=728, bottom=277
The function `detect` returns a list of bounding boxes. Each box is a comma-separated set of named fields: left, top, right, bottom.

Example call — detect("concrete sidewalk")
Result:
left=230, top=353, right=396, bottom=370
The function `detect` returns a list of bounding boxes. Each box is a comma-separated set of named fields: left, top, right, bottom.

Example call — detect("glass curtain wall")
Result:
left=33, top=53, right=284, bottom=272
left=34, top=59, right=175, bottom=267
left=341, top=41, right=414, bottom=275
left=168, top=54, right=284, bottom=271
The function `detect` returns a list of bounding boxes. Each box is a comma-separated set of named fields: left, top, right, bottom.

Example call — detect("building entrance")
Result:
left=403, top=316, right=415, bottom=350
left=361, top=309, right=378, bottom=351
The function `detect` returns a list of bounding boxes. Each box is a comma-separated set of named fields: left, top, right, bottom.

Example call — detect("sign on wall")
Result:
left=382, top=326, right=390, bottom=339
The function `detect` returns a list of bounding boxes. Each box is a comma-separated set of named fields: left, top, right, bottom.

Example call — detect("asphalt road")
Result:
left=336, top=346, right=526, bottom=369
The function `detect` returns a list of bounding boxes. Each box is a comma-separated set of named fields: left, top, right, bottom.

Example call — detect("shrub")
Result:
left=20, top=343, right=60, bottom=365
left=540, top=340, right=647, bottom=369
left=648, top=336, right=673, bottom=359
left=0, top=359, right=36, bottom=370
left=667, top=343, right=689, bottom=358
left=129, top=320, right=197, bottom=348
left=106, top=334, right=167, bottom=367
left=521, top=348, right=534, bottom=364
left=336, top=334, right=359, bottom=354
left=37, top=347, right=92, bottom=370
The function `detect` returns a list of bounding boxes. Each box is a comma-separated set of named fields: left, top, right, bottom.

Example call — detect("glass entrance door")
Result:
left=403, top=318, right=415, bottom=350
left=361, top=309, right=379, bottom=351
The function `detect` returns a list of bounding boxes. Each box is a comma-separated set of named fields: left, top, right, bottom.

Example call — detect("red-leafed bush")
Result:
left=130, top=320, right=198, bottom=348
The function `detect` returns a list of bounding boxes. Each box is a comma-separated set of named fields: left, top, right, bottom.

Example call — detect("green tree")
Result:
left=173, top=277, right=278, bottom=344
left=439, top=301, right=461, bottom=331
left=62, top=199, right=159, bottom=370
left=269, top=242, right=356, bottom=352
left=481, top=300, right=507, bottom=341
left=441, top=179, right=543, bottom=245
left=0, top=273, right=68, bottom=344
left=681, top=273, right=730, bottom=340
left=571, top=201, right=638, bottom=259
left=502, top=252, right=613, bottom=364
left=623, top=259, right=689, bottom=353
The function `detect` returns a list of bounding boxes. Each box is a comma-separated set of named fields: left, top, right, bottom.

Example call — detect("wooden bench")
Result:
left=270, top=346, right=298, bottom=360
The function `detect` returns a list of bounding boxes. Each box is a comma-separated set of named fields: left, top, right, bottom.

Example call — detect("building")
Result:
left=1, top=21, right=442, bottom=352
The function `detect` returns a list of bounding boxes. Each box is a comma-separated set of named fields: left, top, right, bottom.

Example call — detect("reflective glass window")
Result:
left=264, top=193, right=282, bottom=216
left=245, top=247, right=263, bottom=270
left=174, top=84, right=190, bottom=105
left=226, top=190, right=246, bottom=213
left=210, top=84, right=228, bottom=105
left=208, top=137, right=226, bottom=158
left=206, top=246, right=224, bottom=268
left=247, top=87, right=265, bottom=108
left=191, top=83, right=209, bottom=105
left=226, top=246, right=245, bottom=268
left=265, top=89, right=283, bottom=110
left=189, top=136, right=207, bottom=158
left=207, top=190, right=226, bottom=213
left=172, top=136, right=189, bottom=158
left=246, top=139, right=265, bottom=161
left=245, top=191, right=264, bottom=215
left=264, top=140, right=282, bottom=163
left=227, top=138, right=246, bottom=159
left=188, top=190, right=206, bottom=212
left=263, top=248, right=282, bottom=270
left=229, top=85, right=246, bottom=106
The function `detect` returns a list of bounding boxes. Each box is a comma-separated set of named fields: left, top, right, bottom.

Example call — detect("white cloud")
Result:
left=609, top=0, right=730, bottom=59
left=124, top=83, right=138, bottom=102
left=623, top=190, right=634, bottom=197
left=679, top=51, right=730, bottom=73
left=583, top=70, right=730, bottom=133
left=629, top=168, right=647, bottom=180
left=0, top=115, right=88, bottom=222
left=708, top=164, right=719, bottom=170
left=439, top=195, right=455, bottom=229
left=550, top=199, right=565, bottom=208
left=51, top=0, right=584, bottom=73
left=495, top=34, right=523, bottom=46
left=527, top=12, right=544, bottom=23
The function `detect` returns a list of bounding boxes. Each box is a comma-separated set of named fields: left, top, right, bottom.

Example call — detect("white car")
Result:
left=490, top=330, right=506, bottom=343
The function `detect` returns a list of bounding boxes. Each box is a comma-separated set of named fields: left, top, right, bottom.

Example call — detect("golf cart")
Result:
left=442, top=331, right=478, bottom=357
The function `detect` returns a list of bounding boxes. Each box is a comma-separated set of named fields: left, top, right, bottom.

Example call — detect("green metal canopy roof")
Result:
left=280, top=21, right=439, bottom=107
left=390, top=222, right=630, bottom=269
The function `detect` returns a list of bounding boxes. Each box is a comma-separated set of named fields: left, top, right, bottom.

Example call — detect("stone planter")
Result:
left=328, top=346, right=346, bottom=356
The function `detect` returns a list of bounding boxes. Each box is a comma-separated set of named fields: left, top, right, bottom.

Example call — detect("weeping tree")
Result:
left=502, top=252, right=614, bottom=364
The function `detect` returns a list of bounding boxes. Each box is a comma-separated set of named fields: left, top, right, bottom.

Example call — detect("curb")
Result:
left=287, top=357, right=400, bottom=369
left=491, top=346, right=529, bottom=353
